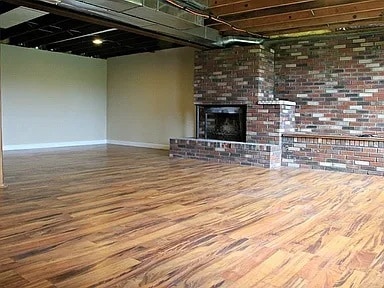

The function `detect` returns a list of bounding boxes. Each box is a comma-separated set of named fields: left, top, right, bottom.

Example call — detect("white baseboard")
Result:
left=107, top=140, right=169, bottom=150
left=3, top=139, right=169, bottom=151
left=4, top=140, right=107, bottom=151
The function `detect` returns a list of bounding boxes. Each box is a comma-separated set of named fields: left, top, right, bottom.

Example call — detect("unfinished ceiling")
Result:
left=0, top=1, right=186, bottom=58
left=206, top=0, right=384, bottom=38
left=1, top=0, right=384, bottom=59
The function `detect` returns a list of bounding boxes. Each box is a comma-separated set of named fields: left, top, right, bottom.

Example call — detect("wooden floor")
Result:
left=0, top=145, right=384, bottom=288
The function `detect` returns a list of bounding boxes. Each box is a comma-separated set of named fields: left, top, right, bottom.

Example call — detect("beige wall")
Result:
left=107, top=47, right=195, bottom=149
left=0, top=45, right=195, bottom=150
left=0, top=45, right=3, bottom=185
left=1, top=44, right=107, bottom=149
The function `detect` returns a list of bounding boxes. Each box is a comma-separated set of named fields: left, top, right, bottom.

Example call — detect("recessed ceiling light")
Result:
left=92, top=38, right=103, bottom=45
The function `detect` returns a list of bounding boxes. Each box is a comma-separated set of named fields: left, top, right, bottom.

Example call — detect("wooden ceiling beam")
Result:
left=208, top=0, right=316, bottom=16
left=261, top=17, right=384, bottom=36
left=210, top=2, right=384, bottom=33
left=242, top=10, right=384, bottom=34
left=207, top=0, right=313, bottom=9
left=208, top=0, right=250, bottom=8
left=207, top=0, right=377, bottom=22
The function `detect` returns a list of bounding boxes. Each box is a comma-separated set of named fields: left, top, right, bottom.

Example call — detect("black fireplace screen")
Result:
left=196, top=105, right=246, bottom=142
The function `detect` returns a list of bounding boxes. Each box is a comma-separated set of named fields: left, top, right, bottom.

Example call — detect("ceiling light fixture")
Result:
left=92, top=38, right=103, bottom=45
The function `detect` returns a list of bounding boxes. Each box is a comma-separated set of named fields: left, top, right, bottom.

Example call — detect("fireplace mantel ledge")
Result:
left=283, top=132, right=384, bottom=141
left=258, top=100, right=296, bottom=106
left=171, top=137, right=279, bottom=147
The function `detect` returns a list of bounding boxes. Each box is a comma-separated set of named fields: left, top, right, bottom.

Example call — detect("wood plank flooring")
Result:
left=0, top=144, right=384, bottom=287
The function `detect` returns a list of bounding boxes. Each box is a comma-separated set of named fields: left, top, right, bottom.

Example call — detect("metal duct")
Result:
left=33, top=0, right=264, bottom=48
left=213, top=36, right=265, bottom=47
left=35, top=0, right=222, bottom=47
left=175, top=0, right=208, bottom=10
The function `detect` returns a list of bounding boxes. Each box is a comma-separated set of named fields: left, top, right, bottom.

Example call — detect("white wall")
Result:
left=0, top=44, right=107, bottom=150
left=107, top=47, right=195, bottom=149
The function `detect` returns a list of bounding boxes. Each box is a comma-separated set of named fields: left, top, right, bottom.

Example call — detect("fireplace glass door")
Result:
left=196, top=105, right=246, bottom=142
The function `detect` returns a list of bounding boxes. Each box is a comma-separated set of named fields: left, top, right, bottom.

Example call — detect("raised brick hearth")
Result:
left=170, top=138, right=281, bottom=168
left=282, top=134, right=384, bottom=176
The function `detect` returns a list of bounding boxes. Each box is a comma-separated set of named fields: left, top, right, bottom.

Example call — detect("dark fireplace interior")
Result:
left=196, top=105, right=246, bottom=142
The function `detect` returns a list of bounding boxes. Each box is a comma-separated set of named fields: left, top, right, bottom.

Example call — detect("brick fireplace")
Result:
left=170, top=45, right=296, bottom=168
left=170, top=31, right=384, bottom=175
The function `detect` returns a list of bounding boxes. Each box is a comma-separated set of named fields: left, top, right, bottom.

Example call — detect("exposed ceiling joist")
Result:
left=0, top=0, right=186, bottom=58
left=1, top=0, right=208, bottom=49
left=207, top=0, right=315, bottom=16
left=1, top=0, right=384, bottom=59
left=207, top=0, right=377, bottom=23
left=205, top=0, right=384, bottom=37
left=209, top=1, right=384, bottom=33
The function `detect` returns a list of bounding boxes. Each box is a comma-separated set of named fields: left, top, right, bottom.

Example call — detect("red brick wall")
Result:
left=193, top=45, right=295, bottom=144
left=274, top=33, right=384, bottom=136
left=194, top=45, right=275, bottom=105
left=282, top=135, right=384, bottom=175
left=248, top=103, right=295, bottom=144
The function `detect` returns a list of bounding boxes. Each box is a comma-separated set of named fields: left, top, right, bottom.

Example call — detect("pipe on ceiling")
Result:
left=213, top=36, right=265, bottom=47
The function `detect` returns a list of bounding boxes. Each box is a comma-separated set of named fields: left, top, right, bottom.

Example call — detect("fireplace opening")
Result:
left=196, top=105, right=246, bottom=142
